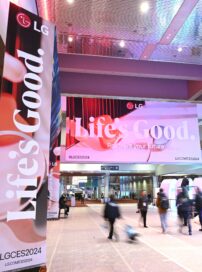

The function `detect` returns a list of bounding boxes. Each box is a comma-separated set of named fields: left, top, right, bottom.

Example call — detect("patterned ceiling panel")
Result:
left=172, top=1, right=202, bottom=46
left=37, top=0, right=202, bottom=65
left=151, top=44, right=202, bottom=65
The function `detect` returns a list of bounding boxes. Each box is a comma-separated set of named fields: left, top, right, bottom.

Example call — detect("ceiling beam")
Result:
left=59, top=53, right=202, bottom=81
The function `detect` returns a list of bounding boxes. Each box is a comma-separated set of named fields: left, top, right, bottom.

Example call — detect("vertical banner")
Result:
left=47, top=29, right=61, bottom=220
left=0, top=3, right=54, bottom=272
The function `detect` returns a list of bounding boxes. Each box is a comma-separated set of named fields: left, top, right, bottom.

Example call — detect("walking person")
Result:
left=138, top=190, right=149, bottom=228
left=59, top=193, right=69, bottom=218
left=104, top=194, right=121, bottom=240
left=176, top=186, right=193, bottom=235
left=194, top=187, right=202, bottom=231
left=156, top=188, right=169, bottom=233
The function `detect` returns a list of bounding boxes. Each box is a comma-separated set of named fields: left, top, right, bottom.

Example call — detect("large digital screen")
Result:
left=62, top=96, right=202, bottom=164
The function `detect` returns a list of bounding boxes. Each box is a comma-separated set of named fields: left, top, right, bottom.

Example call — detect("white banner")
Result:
left=0, top=3, right=54, bottom=271
left=64, top=97, right=202, bottom=163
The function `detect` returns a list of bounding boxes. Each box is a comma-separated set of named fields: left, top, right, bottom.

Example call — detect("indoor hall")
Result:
left=47, top=203, right=202, bottom=272
left=1, top=1, right=202, bottom=272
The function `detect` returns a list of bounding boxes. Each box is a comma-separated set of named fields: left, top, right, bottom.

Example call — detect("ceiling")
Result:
left=37, top=0, right=202, bottom=65
left=35, top=0, right=202, bottom=176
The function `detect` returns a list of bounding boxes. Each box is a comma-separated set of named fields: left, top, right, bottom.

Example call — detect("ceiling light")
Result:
left=119, top=40, right=125, bottom=48
left=67, top=0, right=74, bottom=4
left=68, top=36, right=74, bottom=43
left=177, top=47, right=183, bottom=52
left=140, top=2, right=150, bottom=13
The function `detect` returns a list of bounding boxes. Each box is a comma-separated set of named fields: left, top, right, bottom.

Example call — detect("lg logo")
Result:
left=34, top=21, right=49, bottom=36
left=16, top=13, right=31, bottom=28
left=16, top=12, right=49, bottom=36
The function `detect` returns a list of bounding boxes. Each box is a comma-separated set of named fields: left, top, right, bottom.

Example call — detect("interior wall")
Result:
left=58, top=54, right=202, bottom=101
left=60, top=72, right=188, bottom=100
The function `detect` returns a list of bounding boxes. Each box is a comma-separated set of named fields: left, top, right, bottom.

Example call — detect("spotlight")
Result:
left=68, top=36, right=74, bottom=43
left=119, top=40, right=125, bottom=48
left=140, top=2, right=150, bottom=13
left=67, top=0, right=74, bottom=4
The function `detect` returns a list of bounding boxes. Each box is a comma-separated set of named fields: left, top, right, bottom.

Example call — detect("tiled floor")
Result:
left=46, top=204, right=202, bottom=272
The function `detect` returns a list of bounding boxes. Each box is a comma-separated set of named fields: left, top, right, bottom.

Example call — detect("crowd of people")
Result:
left=58, top=178, right=202, bottom=240
left=102, top=177, right=202, bottom=240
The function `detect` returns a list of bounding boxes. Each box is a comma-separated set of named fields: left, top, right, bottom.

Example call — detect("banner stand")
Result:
left=0, top=3, right=54, bottom=271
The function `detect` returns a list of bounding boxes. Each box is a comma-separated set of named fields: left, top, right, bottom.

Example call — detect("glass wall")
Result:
left=61, top=174, right=153, bottom=201
left=108, top=175, right=153, bottom=200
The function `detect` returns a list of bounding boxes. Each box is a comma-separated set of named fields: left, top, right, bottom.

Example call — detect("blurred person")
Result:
left=156, top=188, right=169, bottom=233
left=194, top=187, right=202, bottom=231
left=138, top=190, right=149, bottom=228
left=101, top=193, right=104, bottom=203
left=176, top=185, right=193, bottom=235
left=81, top=193, right=85, bottom=204
left=147, top=193, right=152, bottom=204
left=59, top=193, right=69, bottom=218
left=104, top=194, right=121, bottom=240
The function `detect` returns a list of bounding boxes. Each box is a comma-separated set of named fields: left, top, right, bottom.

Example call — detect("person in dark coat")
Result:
left=138, top=190, right=149, bottom=228
left=194, top=187, right=202, bottom=231
left=104, top=195, right=121, bottom=240
left=176, top=186, right=193, bottom=235
left=59, top=193, right=69, bottom=217
left=156, top=189, right=169, bottom=233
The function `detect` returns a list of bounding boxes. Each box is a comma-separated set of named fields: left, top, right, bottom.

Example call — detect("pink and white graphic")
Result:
left=63, top=97, right=202, bottom=164
left=0, top=3, right=54, bottom=271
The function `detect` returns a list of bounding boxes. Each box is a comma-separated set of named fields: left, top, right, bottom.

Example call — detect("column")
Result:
left=152, top=176, right=159, bottom=204
left=104, top=172, right=110, bottom=202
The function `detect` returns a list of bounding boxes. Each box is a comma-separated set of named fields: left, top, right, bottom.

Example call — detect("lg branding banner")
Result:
left=0, top=3, right=54, bottom=271
left=64, top=97, right=202, bottom=163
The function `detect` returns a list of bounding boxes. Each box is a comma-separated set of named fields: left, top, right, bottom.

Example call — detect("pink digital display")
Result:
left=63, top=97, right=202, bottom=163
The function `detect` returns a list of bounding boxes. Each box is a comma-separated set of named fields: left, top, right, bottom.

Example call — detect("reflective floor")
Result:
left=47, top=204, right=202, bottom=272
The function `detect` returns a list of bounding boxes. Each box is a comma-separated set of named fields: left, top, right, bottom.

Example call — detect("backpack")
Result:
left=177, top=193, right=190, bottom=212
left=160, top=195, right=169, bottom=209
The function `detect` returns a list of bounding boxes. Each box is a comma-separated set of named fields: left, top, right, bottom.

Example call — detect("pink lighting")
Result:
left=61, top=96, right=67, bottom=112
left=42, top=0, right=49, bottom=20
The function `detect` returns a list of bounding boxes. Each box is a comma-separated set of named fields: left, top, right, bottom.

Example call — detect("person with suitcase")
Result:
left=104, top=194, right=121, bottom=240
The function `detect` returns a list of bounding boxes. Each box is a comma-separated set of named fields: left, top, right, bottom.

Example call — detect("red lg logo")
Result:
left=16, top=13, right=31, bottom=28
left=126, top=102, right=134, bottom=110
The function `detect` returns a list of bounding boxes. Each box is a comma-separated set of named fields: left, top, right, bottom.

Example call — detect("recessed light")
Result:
left=68, top=36, right=74, bottom=42
left=119, top=40, right=125, bottom=48
left=67, top=0, right=74, bottom=4
left=140, top=2, right=150, bottom=13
